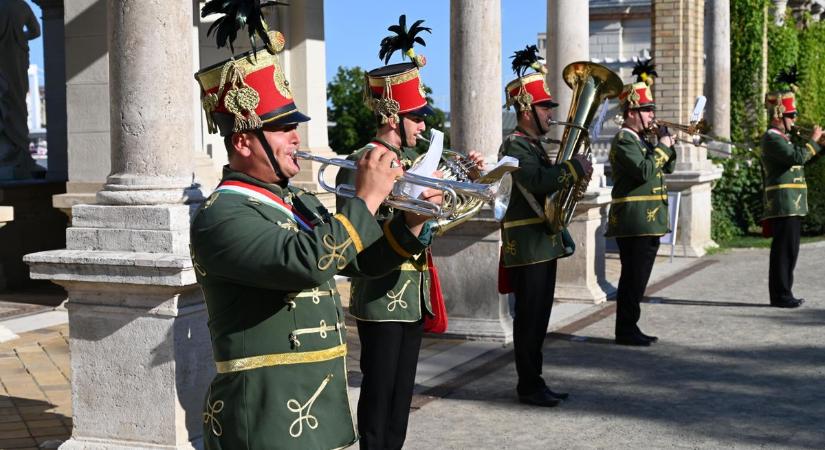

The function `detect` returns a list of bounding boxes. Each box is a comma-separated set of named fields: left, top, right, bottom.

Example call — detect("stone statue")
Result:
left=0, top=0, right=41, bottom=180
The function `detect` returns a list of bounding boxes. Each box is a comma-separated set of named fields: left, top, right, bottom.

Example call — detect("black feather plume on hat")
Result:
left=510, top=45, right=546, bottom=77
left=378, top=15, right=431, bottom=65
left=776, top=66, right=799, bottom=92
left=632, top=58, right=657, bottom=85
left=201, top=0, right=287, bottom=54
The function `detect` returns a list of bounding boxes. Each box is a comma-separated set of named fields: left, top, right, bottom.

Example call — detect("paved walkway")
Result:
left=0, top=244, right=823, bottom=448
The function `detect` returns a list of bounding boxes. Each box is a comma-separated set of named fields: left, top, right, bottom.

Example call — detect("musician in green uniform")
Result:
left=761, top=89, right=822, bottom=308
left=190, top=6, right=441, bottom=449
left=606, top=60, right=675, bottom=347
left=498, top=46, right=590, bottom=407
left=335, top=17, right=480, bottom=448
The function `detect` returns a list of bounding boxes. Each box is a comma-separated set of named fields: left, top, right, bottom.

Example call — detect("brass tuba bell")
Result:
left=544, top=61, right=623, bottom=234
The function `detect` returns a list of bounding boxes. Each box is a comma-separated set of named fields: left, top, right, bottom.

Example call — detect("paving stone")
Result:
left=0, top=436, right=37, bottom=448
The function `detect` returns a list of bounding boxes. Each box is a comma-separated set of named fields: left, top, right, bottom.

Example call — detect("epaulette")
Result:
left=349, top=142, right=377, bottom=159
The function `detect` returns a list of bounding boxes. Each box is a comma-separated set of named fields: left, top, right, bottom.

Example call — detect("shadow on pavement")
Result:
left=0, top=395, right=70, bottom=449
left=642, top=296, right=773, bottom=308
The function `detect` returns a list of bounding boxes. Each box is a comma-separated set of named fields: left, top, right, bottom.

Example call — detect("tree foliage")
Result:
left=326, top=65, right=450, bottom=155
left=326, top=66, right=376, bottom=154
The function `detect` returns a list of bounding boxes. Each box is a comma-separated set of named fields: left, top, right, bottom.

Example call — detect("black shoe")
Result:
left=771, top=298, right=804, bottom=308
left=518, top=389, right=561, bottom=407
left=544, top=386, right=569, bottom=400
left=615, top=334, right=651, bottom=346
left=637, top=331, right=659, bottom=343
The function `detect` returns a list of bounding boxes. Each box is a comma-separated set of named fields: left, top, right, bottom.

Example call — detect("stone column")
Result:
left=705, top=0, right=730, bottom=155
left=546, top=0, right=590, bottom=145
left=25, top=1, right=212, bottom=449
left=51, top=0, right=111, bottom=217
left=279, top=0, right=336, bottom=208
left=33, top=0, right=68, bottom=183
left=545, top=1, right=612, bottom=304
left=654, top=0, right=723, bottom=257
left=436, top=0, right=509, bottom=341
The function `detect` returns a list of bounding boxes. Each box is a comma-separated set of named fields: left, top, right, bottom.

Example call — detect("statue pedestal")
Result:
left=0, top=181, right=68, bottom=290
left=555, top=187, right=614, bottom=304
left=25, top=204, right=213, bottom=449
left=431, top=209, right=513, bottom=342
left=665, top=144, right=724, bottom=257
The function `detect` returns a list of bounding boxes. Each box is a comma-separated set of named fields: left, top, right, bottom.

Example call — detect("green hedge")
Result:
left=713, top=0, right=769, bottom=241
left=796, top=19, right=825, bottom=234
left=715, top=3, right=825, bottom=239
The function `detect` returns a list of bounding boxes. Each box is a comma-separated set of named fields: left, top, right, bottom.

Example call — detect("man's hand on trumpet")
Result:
left=657, top=123, right=674, bottom=147
left=811, top=125, right=823, bottom=145
left=572, top=154, right=594, bottom=180
left=466, top=151, right=486, bottom=181
left=355, top=146, right=405, bottom=215
left=404, top=170, right=445, bottom=234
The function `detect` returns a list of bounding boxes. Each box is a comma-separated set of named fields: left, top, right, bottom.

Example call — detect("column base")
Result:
left=59, top=437, right=203, bottom=450
left=665, top=144, right=724, bottom=259
left=431, top=209, right=513, bottom=343
left=555, top=187, right=613, bottom=304
left=439, top=315, right=513, bottom=342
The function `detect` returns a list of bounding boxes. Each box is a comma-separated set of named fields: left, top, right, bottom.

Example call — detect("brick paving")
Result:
left=0, top=325, right=70, bottom=450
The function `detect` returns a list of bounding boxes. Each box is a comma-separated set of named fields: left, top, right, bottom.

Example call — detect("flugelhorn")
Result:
left=413, top=134, right=515, bottom=233
left=295, top=151, right=513, bottom=223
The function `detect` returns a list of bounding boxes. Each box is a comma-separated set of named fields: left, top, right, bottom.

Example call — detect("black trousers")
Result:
left=769, top=216, right=802, bottom=304
left=508, top=259, right=557, bottom=396
left=356, top=319, right=423, bottom=450
left=615, top=236, right=660, bottom=337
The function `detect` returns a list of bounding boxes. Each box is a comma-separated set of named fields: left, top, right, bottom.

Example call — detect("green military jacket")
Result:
left=499, top=130, right=585, bottom=268
left=760, top=127, right=822, bottom=219
left=335, top=139, right=434, bottom=322
left=190, top=167, right=429, bottom=449
left=606, top=128, right=676, bottom=238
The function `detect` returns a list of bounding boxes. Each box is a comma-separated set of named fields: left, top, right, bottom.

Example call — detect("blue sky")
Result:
left=25, top=0, right=548, bottom=112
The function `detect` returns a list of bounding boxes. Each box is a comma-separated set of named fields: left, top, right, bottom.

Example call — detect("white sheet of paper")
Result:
left=396, top=129, right=444, bottom=199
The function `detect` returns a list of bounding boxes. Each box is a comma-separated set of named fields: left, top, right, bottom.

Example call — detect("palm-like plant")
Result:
left=632, top=58, right=658, bottom=84
left=510, top=45, right=543, bottom=77
left=378, top=14, right=431, bottom=64
left=776, top=66, right=799, bottom=91
left=201, top=0, right=286, bottom=53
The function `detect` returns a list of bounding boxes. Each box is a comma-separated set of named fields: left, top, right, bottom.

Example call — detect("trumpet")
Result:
left=651, top=119, right=754, bottom=153
left=791, top=125, right=825, bottom=146
left=295, top=151, right=513, bottom=223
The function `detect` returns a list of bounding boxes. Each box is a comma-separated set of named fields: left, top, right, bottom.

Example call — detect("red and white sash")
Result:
left=215, top=180, right=315, bottom=231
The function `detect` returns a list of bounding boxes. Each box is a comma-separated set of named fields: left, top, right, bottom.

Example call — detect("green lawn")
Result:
left=709, top=233, right=825, bottom=254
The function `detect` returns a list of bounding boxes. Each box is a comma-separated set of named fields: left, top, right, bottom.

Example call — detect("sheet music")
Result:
left=690, top=96, right=707, bottom=124
left=589, top=99, right=610, bottom=141
left=395, top=129, right=444, bottom=199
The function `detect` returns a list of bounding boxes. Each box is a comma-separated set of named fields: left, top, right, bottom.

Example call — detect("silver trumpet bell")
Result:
left=294, top=149, right=513, bottom=224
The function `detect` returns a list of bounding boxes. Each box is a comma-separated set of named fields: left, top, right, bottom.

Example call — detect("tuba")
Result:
left=544, top=62, right=623, bottom=234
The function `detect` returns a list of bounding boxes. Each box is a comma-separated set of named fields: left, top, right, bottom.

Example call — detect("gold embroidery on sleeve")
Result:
left=794, top=194, right=802, bottom=210
left=503, top=240, right=517, bottom=256
left=190, top=247, right=207, bottom=277
left=278, top=221, right=299, bottom=232
left=288, top=374, right=333, bottom=438
left=318, top=234, right=352, bottom=270
left=204, top=192, right=220, bottom=209
left=646, top=206, right=662, bottom=222
left=387, top=280, right=411, bottom=312
left=203, top=394, right=224, bottom=437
